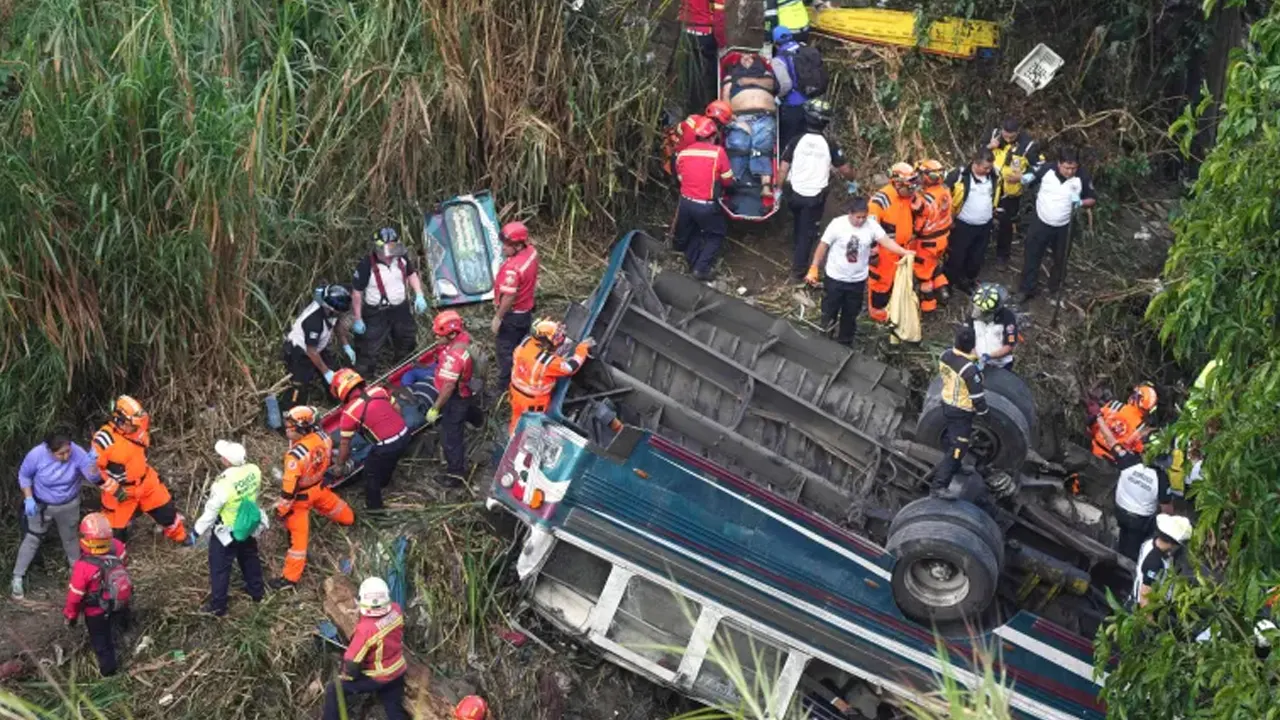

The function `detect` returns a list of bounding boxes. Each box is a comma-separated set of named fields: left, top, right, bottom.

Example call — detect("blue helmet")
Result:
left=772, top=26, right=794, bottom=45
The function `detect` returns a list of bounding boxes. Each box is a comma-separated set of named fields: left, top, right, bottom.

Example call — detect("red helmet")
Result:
left=500, top=221, right=529, bottom=245
left=704, top=100, right=733, bottom=126
left=330, top=368, right=365, bottom=403
left=79, top=513, right=113, bottom=554
left=692, top=115, right=718, bottom=139
left=454, top=696, right=489, bottom=719
left=432, top=310, right=465, bottom=337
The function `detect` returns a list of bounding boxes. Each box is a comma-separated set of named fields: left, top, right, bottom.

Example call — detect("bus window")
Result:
left=606, top=575, right=702, bottom=672
left=694, top=620, right=787, bottom=708
left=788, top=658, right=897, bottom=719
left=531, top=541, right=615, bottom=631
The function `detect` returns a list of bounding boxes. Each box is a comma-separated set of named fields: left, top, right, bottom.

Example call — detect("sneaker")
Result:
left=198, top=602, right=227, bottom=617
left=268, top=578, right=296, bottom=591
left=10, top=576, right=24, bottom=600
left=929, top=485, right=962, bottom=500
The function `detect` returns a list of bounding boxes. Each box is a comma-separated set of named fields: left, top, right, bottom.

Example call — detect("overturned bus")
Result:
left=486, top=232, right=1124, bottom=719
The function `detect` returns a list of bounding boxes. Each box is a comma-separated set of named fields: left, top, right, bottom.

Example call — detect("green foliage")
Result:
left=1101, top=4, right=1280, bottom=717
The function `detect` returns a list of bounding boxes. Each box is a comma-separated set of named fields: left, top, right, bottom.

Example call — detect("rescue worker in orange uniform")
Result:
left=911, top=159, right=952, bottom=312
left=91, top=396, right=192, bottom=546
left=508, top=320, right=595, bottom=436
left=867, top=163, right=919, bottom=322
left=427, top=311, right=476, bottom=489
left=271, top=406, right=354, bottom=589
left=1091, top=383, right=1157, bottom=461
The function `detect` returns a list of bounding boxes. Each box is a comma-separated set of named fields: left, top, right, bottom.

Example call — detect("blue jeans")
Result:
left=725, top=113, right=776, bottom=179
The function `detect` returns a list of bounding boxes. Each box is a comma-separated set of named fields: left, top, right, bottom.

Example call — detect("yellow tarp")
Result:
left=812, top=8, right=1000, bottom=60
left=887, top=255, right=921, bottom=344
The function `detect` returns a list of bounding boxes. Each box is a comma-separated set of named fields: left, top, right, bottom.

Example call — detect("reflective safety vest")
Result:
left=869, top=184, right=915, bottom=248
left=212, top=464, right=262, bottom=528
left=914, top=184, right=953, bottom=239
left=767, top=0, right=811, bottom=32
left=511, top=338, right=591, bottom=399
left=283, top=431, right=332, bottom=497
left=92, top=425, right=157, bottom=490
left=1091, top=401, right=1147, bottom=459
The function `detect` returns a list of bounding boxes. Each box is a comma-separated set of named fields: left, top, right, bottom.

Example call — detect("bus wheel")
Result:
left=886, top=518, right=999, bottom=623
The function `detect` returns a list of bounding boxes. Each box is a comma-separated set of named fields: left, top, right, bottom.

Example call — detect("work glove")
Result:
left=352, top=318, right=366, bottom=335
left=804, top=265, right=821, bottom=287
left=323, top=369, right=335, bottom=385
left=113, top=485, right=129, bottom=503
left=183, top=532, right=198, bottom=548
left=426, top=407, right=441, bottom=425
left=274, top=500, right=292, bottom=518
left=413, top=293, right=429, bottom=315
left=343, top=344, right=356, bottom=364
left=1020, top=172, right=1035, bottom=186
left=979, top=353, right=991, bottom=370
left=23, top=497, right=37, bottom=517
left=845, top=180, right=859, bottom=195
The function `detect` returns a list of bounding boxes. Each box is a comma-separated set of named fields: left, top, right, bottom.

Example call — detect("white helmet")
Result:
left=1156, top=514, right=1193, bottom=545
left=358, top=577, right=392, bottom=616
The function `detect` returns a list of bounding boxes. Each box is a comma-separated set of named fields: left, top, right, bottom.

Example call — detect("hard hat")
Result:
left=803, top=98, right=833, bottom=125
left=771, top=26, right=794, bottom=44
left=1131, top=383, right=1158, bottom=413
left=214, top=440, right=247, bottom=466
left=330, top=368, right=365, bottom=403
left=112, top=395, right=147, bottom=428
left=432, top=310, right=465, bottom=337
left=284, top=405, right=319, bottom=431
left=531, top=318, right=566, bottom=346
left=373, top=227, right=407, bottom=258
left=1155, top=514, right=1192, bottom=544
left=704, top=100, right=733, bottom=126
left=500, top=221, right=529, bottom=245
left=972, top=283, right=1004, bottom=313
left=917, top=159, right=945, bottom=184
left=79, top=512, right=113, bottom=555
left=890, top=162, right=919, bottom=194
left=454, top=696, right=490, bottom=720
left=691, top=115, right=718, bottom=139
left=357, top=576, right=392, bottom=616
left=319, top=285, right=352, bottom=313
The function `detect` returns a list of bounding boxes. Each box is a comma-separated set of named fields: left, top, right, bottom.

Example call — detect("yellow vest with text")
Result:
left=214, top=464, right=262, bottom=528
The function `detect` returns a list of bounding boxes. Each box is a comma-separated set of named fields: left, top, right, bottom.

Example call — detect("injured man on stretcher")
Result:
left=720, top=53, right=778, bottom=217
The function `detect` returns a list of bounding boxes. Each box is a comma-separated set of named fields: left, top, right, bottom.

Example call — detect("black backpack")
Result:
left=786, top=45, right=828, bottom=98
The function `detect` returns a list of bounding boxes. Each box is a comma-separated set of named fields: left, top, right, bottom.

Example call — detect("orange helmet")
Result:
left=454, top=696, right=489, bottom=720
left=691, top=115, right=718, bottom=139
left=284, top=405, right=319, bottom=432
left=330, top=368, right=365, bottom=403
left=531, top=318, right=566, bottom=346
left=432, top=310, right=465, bottom=337
left=500, top=221, right=529, bottom=245
left=112, top=395, right=146, bottom=429
left=1130, top=383, right=1157, bottom=413
left=79, top=513, right=113, bottom=554
left=890, top=162, right=918, bottom=195
left=917, top=159, right=945, bottom=185
left=704, top=100, right=733, bottom=126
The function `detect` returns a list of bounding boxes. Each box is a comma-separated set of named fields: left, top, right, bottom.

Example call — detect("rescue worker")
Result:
left=764, top=0, right=822, bottom=44
left=455, top=696, right=490, bottom=719
left=282, top=284, right=354, bottom=410
left=932, top=325, right=987, bottom=498
left=351, top=228, right=429, bottom=378
left=969, top=283, right=1019, bottom=371
left=12, top=431, right=99, bottom=600
left=193, top=441, right=266, bottom=616
left=1091, top=383, right=1157, bottom=461
left=1112, top=447, right=1175, bottom=561
left=322, top=576, right=407, bottom=720
left=91, top=396, right=192, bottom=545
left=778, top=98, right=856, bottom=281
left=63, top=512, right=130, bottom=677
left=804, top=197, right=911, bottom=346
left=943, top=148, right=998, bottom=292
left=769, top=27, right=815, bottom=150
left=663, top=102, right=734, bottom=176
left=509, top=320, right=595, bottom=436
left=426, top=311, right=475, bottom=488
left=867, top=163, right=919, bottom=322
left=491, top=221, right=539, bottom=398
left=1016, top=147, right=1096, bottom=304
left=986, top=117, right=1044, bottom=265
left=911, top=159, right=952, bottom=311
left=673, top=116, right=735, bottom=281
left=1131, top=514, right=1192, bottom=608
left=272, top=406, right=354, bottom=589
left=679, top=0, right=726, bottom=112
left=331, top=369, right=410, bottom=511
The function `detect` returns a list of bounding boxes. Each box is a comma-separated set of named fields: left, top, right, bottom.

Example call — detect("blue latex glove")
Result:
left=1021, top=172, right=1035, bottom=185
left=845, top=180, right=859, bottom=195
left=426, top=407, right=441, bottom=425
left=323, top=369, right=335, bottom=385
left=23, top=497, right=37, bottom=517
left=352, top=318, right=366, bottom=335
left=413, top=293, right=428, bottom=315
left=1070, top=194, right=1082, bottom=209
left=343, top=344, right=356, bottom=364
left=182, top=532, right=197, bottom=548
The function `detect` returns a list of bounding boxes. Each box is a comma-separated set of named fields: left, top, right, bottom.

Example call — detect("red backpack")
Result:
left=83, top=554, right=133, bottom=612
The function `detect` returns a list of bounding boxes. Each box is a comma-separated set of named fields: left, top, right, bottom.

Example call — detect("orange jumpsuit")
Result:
left=91, top=424, right=188, bottom=543
left=509, top=338, right=592, bottom=436
left=912, top=184, right=953, bottom=312
left=276, top=429, right=354, bottom=583
left=1091, top=401, right=1148, bottom=461
left=868, top=184, right=916, bottom=322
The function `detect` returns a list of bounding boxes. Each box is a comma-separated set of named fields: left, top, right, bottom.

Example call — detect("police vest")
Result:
left=213, top=464, right=262, bottom=528
left=1131, top=539, right=1172, bottom=605
left=1115, top=462, right=1160, bottom=517
left=777, top=0, right=810, bottom=31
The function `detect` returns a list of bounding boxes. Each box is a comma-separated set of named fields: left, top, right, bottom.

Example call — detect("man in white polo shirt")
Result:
left=804, top=197, right=911, bottom=345
left=777, top=98, right=857, bottom=281
left=943, top=148, right=997, bottom=294
left=1016, top=147, right=1096, bottom=303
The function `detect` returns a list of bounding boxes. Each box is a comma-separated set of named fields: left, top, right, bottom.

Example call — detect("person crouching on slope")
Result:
left=322, top=576, right=408, bottom=720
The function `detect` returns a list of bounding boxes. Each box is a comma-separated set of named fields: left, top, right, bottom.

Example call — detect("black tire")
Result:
left=980, top=367, right=1038, bottom=440
left=887, top=519, right=1000, bottom=623
left=916, top=392, right=1030, bottom=471
left=889, top=497, right=1005, bottom=569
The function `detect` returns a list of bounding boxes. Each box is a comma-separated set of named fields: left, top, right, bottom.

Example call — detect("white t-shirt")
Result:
left=956, top=172, right=995, bottom=226
left=819, top=215, right=886, bottom=283
left=782, top=132, right=847, bottom=198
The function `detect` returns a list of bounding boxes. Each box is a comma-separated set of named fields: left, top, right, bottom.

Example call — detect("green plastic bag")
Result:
left=231, top=500, right=262, bottom=542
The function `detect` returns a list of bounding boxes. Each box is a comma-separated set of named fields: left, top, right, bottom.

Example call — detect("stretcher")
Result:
left=422, top=191, right=504, bottom=307
left=718, top=48, right=781, bottom=222
left=812, top=8, right=1000, bottom=60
